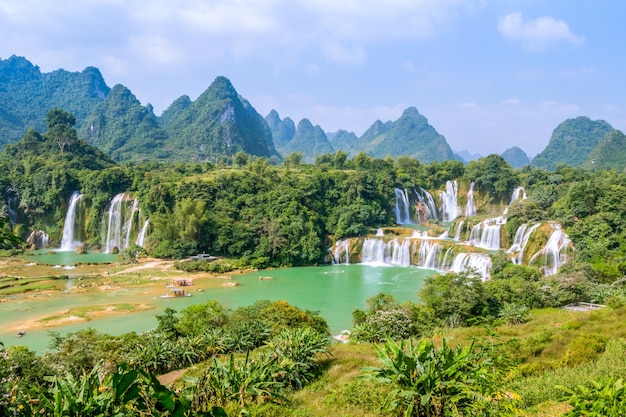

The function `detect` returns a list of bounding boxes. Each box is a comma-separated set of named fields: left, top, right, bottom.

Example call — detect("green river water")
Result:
left=0, top=264, right=435, bottom=352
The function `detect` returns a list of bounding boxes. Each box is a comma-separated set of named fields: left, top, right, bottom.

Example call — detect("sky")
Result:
left=1, top=0, right=625, bottom=158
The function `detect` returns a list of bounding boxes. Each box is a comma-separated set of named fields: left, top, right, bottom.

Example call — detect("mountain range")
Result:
left=0, top=55, right=623, bottom=171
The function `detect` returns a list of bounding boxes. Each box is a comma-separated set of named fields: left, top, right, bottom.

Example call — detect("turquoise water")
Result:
left=0, top=264, right=435, bottom=352
left=21, top=250, right=118, bottom=265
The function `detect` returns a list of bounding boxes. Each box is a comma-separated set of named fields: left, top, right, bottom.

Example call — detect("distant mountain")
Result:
left=500, top=146, right=530, bottom=168
left=357, top=107, right=457, bottom=163
left=159, top=95, right=192, bottom=127
left=0, top=55, right=109, bottom=147
left=583, top=130, right=626, bottom=171
left=455, top=150, right=483, bottom=163
left=328, top=129, right=360, bottom=153
left=532, top=116, right=615, bottom=171
left=161, top=76, right=280, bottom=162
left=79, top=84, right=171, bottom=162
left=281, top=118, right=334, bottom=162
left=265, top=110, right=295, bottom=151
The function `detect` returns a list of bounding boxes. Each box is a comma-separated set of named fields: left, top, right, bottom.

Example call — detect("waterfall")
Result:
left=453, top=220, right=464, bottom=241
left=508, top=223, right=541, bottom=264
left=415, top=188, right=438, bottom=220
left=6, top=192, right=18, bottom=225
left=451, top=253, right=492, bottom=280
left=60, top=192, right=83, bottom=251
left=331, top=239, right=351, bottom=264
left=104, top=193, right=125, bottom=253
left=394, top=188, right=412, bottom=224
left=361, top=238, right=411, bottom=266
left=439, top=180, right=460, bottom=221
left=468, top=216, right=505, bottom=250
left=465, top=182, right=476, bottom=217
left=27, top=230, right=49, bottom=249
left=122, top=199, right=139, bottom=249
left=389, top=239, right=411, bottom=266
left=416, top=240, right=442, bottom=270
left=529, top=223, right=572, bottom=276
left=362, top=238, right=387, bottom=265
left=510, top=186, right=527, bottom=204
left=136, top=220, right=150, bottom=248
left=376, top=228, right=384, bottom=236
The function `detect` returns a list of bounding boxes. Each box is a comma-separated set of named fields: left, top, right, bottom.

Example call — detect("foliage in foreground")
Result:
left=361, top=337, right=520, bottom=416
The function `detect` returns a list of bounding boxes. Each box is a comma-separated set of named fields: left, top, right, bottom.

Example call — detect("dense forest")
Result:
left=1, top=109, right=626, bottom=416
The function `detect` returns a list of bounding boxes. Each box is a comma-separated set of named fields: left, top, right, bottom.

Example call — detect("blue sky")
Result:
left=1, top=0, right=624, bottom=157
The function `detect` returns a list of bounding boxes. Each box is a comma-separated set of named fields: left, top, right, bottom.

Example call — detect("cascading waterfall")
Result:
left=416, top=240, right=442, bottom=270
left=6, top=192, right=18, bottom=225
left=376, top=228, right=384, bottom=236
left=464, top=182, right=476, bottom=217
left=361, top=238, right=388, bottom=265
left=104, top=193, right=126, bottom=253
left=331, top=239, right=351, bottom=264
left=453, top=220, right=464, bottom=241
left=529, top=223, right=572, bottom=276
left=414, top=188, right=438, bottom=221
left=439, top=180, right=460, bottom=221
left=508, top=223, right=541, bottom=264
left=468, top=216, right=505, bottom=250
left=27, top=230, right=49, bottom=249
left=136, top=220, right=150, bottom=248
left=451, top=253, right=492, bottom=280
left=60, top=192, right=83, bottom=251
left=394, top=188, right=412, bottom=224
left=510, top=186, right=527, bottom=204
left=122, top=199, right=139, bottom=249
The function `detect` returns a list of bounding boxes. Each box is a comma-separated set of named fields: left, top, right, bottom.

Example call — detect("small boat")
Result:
left=16, top=330, right=26, bottom=338
left=160, top=289, right=192, bottom=299
left=332, top=330, right=351, bottom=343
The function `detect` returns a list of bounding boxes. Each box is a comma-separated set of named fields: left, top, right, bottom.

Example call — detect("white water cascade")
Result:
left=394, top=188, right=412, bottom=224
left=465, top=182, right=476, bottom=217
left=510, top=186, right=527, bottom=204
left=468, top=216, right=506, bottom=250
left=440, top=180, right=460, bottom=221
left=27, top=230, right=49, bottom=249
left=331, top=239, right=351, bottom=264
left=60, top=192, right=83, bottom=251
left=6, top=193, right=18, bottom=225
left=508, top=223, right=541, bottom=264
left=104, top=193, right=126, bottom=253
left=136, top=220, right=150, bottom=248
left=451, top=253, right=492, bottom=280
left=529, top=223, right=572, bottom=276
left=415, top=188, right=438, bottom=221
left=122, top=198, right=139, bottom=249
left=415, top=240, right=443, bottom=270
left=361, top=238, right=411, bottom=266
left=376, top=228, right=384, bottom=236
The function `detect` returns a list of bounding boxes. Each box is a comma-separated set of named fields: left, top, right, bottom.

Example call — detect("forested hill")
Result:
left=531, top=116, right=615, bottom=171
left=0, top=55, right=109, bottom=147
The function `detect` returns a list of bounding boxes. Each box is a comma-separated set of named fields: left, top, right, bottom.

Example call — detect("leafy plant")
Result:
left=361, top=338, right=519, bottom=417
left=559, top=377, right=626, bottom=417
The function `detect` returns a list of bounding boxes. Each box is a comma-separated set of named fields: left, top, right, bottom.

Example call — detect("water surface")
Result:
left=1, top=264, right=434, bottom=352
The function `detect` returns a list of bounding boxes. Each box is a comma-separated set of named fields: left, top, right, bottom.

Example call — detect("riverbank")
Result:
left=0, top=255, right=246, bottom=334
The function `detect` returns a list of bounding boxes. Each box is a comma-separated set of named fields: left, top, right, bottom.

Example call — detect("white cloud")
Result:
left=497, top=12, right=584, bottom=51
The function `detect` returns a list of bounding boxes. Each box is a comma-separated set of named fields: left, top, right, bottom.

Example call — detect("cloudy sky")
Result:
left=1, top=0, right=624, bottom=157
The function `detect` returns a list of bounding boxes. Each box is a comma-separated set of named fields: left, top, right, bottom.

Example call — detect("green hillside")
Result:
left=79, top=84, right=171, bottom=162
left=583, top=130, right=626, bottom=171
left=0, top=55, right=109, bottom=147
left=162, top=76, right=280, bottom=162
left=532, top=116, right=614, bottom=170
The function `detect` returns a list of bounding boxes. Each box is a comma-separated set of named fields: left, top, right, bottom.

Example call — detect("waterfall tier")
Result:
left=103, top=193, right=148, bottom=253
left=60, top=192, right=83, bottom=251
